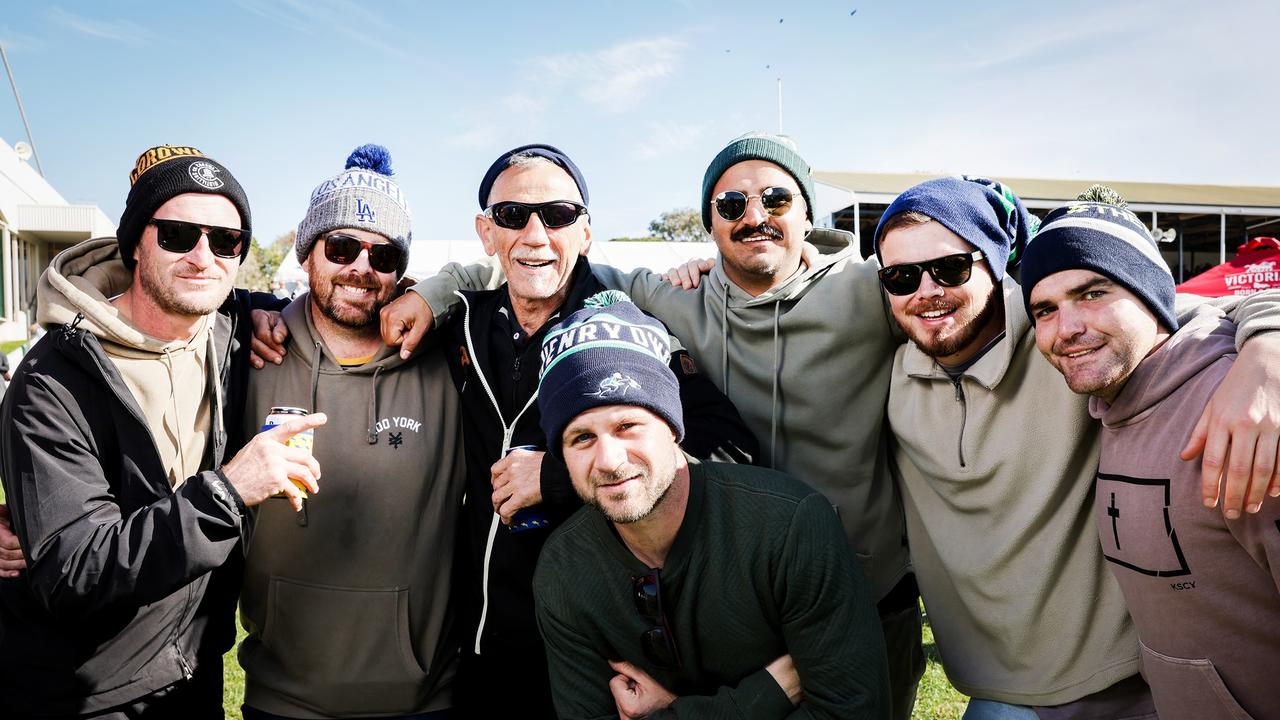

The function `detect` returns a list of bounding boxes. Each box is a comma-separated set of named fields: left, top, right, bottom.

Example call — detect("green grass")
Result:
left=218, top=606, right=968, bottom=719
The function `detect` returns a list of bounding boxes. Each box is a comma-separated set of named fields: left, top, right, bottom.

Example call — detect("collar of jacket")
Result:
left=901, top=276, right=1029, bottom=391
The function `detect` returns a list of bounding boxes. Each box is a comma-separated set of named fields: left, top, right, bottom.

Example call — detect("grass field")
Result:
left=1, top=484, right=968, bottom=718
left=219, top=607, right=969, bottom=719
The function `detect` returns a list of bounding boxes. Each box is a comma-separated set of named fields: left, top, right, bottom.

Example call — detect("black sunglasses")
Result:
left=485, top=201, right=588, bottom=230
left=632, top=572, right=681, bottom=669
left=322, top=233, right=403, bottom=274
left=878, top=250, right=986, bottom=296
left=148, top=218, right=246, bottom=259
left=712, top=187, right=794, bottom=222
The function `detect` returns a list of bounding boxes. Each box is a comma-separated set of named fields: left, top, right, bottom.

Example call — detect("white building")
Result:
left=0, top=136, right=113, bottom=343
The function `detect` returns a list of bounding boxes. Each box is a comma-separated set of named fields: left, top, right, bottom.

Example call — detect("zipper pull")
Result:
left=177, top=650, right=193, bottom=680
left=953, top=379, right=964, bottom=402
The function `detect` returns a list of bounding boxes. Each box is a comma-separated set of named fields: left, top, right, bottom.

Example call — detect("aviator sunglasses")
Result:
left=712, top=186, right=794, bottom=222
left=484, top=201, right=588, bottom=230
left=322, top=233, right=403, bottom=274
left=878, top=250, right=986, bottom=296
left=631, top=571, right=682, bottom=669
left=148, top=218, right=246, bottom=259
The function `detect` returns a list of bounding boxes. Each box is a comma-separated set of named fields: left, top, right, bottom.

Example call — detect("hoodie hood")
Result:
left=1091, top=304, right=1235, bottom=427
left=37, top=236, right=199, bottom=354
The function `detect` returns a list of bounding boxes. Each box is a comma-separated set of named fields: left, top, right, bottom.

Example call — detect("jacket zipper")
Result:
left=458, top=292, right=541, bottom=656
left=952, top=378, right=968, bottom=468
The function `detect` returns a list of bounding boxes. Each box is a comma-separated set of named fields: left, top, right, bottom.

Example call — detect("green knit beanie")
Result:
left=700, top=133, right=815, bottom=231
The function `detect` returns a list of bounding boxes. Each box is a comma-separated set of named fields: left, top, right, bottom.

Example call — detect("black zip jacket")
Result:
left=0, top=289, right=264, bottom=718
left=443, top=257, right=758, bottom=717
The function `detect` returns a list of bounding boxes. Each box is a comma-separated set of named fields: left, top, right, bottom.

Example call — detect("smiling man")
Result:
left=874, top=178, right=1280, bottom=720
left=1021, top=197, right=1280, bottom=720
left=532, top=294, right=889, bottom=720
left=236, top=145, right=465, bottom=720
left=0, top=145, right=322, bottom=719
left=433, top=145, right=755, bottom=719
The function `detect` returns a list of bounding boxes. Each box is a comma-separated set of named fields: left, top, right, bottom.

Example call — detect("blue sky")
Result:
left=2, top=0, right=1277, bottom=244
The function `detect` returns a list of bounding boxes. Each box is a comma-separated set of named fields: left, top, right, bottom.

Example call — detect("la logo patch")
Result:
left=355, top=197, right=376, bottom=223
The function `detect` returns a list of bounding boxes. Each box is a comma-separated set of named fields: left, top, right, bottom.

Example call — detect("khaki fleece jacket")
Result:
left=1092, top=306, right=1280, bottom=720
left=888, top=277, right=1280, bottom=706
left=238, top=296, right=466, bottom=718
left=38, top=237, right=216, bottom=486
left=412, top=229, right=911, bottom=599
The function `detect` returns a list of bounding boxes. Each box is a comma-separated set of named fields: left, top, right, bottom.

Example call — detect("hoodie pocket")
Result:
left=1139, top=641, right=1253, bottom=720
left=262, top=576, right=430, bottom=715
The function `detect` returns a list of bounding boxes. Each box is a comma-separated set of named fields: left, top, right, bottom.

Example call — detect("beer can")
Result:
left=262, top=406, right=314, bottom=497
left=505, top=445, right=550, bottom=533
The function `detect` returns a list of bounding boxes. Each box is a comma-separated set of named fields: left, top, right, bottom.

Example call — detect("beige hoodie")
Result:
left=37, top=237, right=217, bottom=487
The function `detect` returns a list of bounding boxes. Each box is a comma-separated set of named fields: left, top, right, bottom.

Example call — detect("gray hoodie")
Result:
left=413, top=229, right=910, bottom=598
left=1092, top=305, right=1280, bottom=720
left=238, top=296, right=466, bottom=718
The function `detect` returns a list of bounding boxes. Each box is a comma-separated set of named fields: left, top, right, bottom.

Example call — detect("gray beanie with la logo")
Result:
left=295, top=144, right=412, bottom=277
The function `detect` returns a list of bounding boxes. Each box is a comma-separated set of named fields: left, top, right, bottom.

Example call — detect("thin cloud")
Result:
left=539, top=37, right=685, bottom=114
left=633, top=122, right=708, bottom=160
left=46, top=8, right=144, bottom=45
left=447, top=123, right=499, bottom=150
left=232, top=0, right=419, bottom=63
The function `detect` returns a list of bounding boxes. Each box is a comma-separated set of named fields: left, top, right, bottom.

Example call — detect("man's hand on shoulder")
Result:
left=609, top=660, right=676, bottom=719
left=250, top=309, right=288, bottom=368
left=1184, top=333, right=1280, bottom=518
left=766, top=654, right=803, bottom=707
left=380, top=290, right=434, bottom=360
left=661, top=258, right=715, bottom=290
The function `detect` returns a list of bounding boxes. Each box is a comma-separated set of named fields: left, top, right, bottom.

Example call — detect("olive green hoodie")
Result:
left=238, top=295, right=465, bottom=718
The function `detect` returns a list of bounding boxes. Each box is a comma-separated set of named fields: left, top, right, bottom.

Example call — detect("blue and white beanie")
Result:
left=537, top=291, right=684, bottom=455
left=1021, top=192, right=1177, bottom=332
left=873, top=175, right=1038, bottom=281
left=296, top=144, right=412, bottom=277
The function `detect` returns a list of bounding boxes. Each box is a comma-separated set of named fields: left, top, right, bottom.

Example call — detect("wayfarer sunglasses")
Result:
left=148, top=218, right=246, bottom=259
left=878, top=250, right=986, bottom=296
left=322, top=233, right=403, bottom=274
left=484, top=201, right=588, bottom=230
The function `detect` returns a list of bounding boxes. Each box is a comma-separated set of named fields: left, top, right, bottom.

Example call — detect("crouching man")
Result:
left=1022, top=190, right=1280, bottom=720
left=531, top=292, right=890, bottom=719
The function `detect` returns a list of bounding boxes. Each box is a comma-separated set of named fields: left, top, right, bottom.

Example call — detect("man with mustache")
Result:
left=236, top=145, right=465, bottom=720
left=531, top=294, right=889, bottom=720
left=873, top=178, right=1280, bottom=719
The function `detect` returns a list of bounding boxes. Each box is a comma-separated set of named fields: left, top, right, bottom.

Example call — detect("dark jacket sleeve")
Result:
left=669, top=349, right=759, bottom=465
left=0, top=371, right=243, bottom=618
left=773, top=494, right=891, bottom=719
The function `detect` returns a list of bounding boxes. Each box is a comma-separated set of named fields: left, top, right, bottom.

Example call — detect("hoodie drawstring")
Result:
left=367, top=365, right=383, bottom=444
left=309, top=341, right=322, bottom=413
left=160, top=347, right=184, bottom=483
left=770, top=301, right=781, bottom=470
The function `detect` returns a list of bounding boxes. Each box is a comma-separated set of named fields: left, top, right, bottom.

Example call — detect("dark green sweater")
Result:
left=533, top=461, right=890, bottom=719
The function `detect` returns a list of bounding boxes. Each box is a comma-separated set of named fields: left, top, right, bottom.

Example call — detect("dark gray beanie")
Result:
left=296, top=144, right=412, bottom=277
left=700, top=133, right=815, bottom=231
left=537, top=291, right=684, bottom=456
left=117, top=145, right=251, bottom=270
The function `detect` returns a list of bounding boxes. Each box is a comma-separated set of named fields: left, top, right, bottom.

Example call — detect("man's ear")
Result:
left=579, top=221, right=593, bottom=257
left=476, top=214, right=499, bottom=257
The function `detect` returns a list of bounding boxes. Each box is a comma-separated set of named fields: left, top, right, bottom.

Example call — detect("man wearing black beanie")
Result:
left=0, top=144, right=323, bottom=719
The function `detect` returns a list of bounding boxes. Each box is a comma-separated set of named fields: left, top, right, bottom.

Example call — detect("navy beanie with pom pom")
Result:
left=296, top=143, right=412, bottom=277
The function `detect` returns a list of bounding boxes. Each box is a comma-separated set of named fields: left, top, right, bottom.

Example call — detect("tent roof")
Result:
left=814, top=171, right=1280, bottom=210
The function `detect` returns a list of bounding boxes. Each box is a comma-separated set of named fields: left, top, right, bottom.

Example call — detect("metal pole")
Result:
left=0, top=43, right=44, bottom=177
left=1177, top=218, right=1184, bottom=283
left=777, top=77, right=783, bottom=134
left=1220, top=211, right=1227, bottom=264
